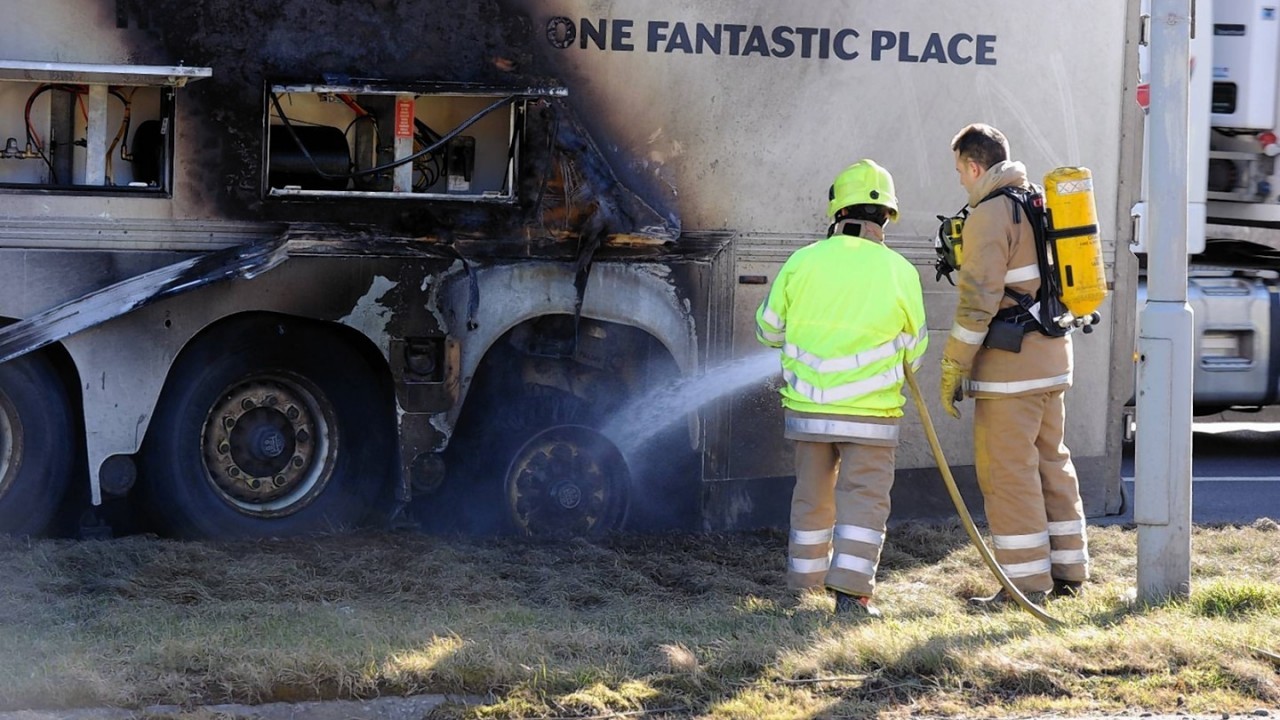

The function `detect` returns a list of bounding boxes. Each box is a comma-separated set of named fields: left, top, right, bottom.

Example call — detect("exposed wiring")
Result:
left=411, top=118, right=445, bottom=190
left=117, top=88, right=138, bottom=162
left=332, top=97, right=446, bottom=189
left=336, top=93, right=368, bottom=117
left=500, top=102, right=522, bottom=195
left=23, top=83, right=130, bottom=184
left=269, top=91, right=517, bottom=182
left=105, top=88, right=135, bottom=184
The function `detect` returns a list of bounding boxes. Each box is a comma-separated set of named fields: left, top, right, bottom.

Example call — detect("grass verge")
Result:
left=1, top=519, right=1278, bottom=718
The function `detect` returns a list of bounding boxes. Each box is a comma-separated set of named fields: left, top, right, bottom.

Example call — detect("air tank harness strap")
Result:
left=994, top=289, right=1041, bottom=334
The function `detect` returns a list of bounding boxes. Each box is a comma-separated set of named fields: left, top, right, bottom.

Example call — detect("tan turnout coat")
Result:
left=942, top=161, right=1072, bottom=398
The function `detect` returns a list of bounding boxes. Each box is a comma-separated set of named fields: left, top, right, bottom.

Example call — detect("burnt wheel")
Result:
left=0, top=354, right=75, bottom=536
left=437, top=384, right=631, bottom=538
left=506, top=424, right=629, bottom=537
left=143, top=318, right=394, bottom=539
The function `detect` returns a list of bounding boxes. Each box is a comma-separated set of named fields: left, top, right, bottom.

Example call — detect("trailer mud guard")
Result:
left=0, top=236, right=289, bottom=366
left=441, top=260, right=700, bottom=438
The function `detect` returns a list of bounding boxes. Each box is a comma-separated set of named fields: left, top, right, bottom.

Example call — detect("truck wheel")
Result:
left=442, top=386, right=629, bottom=538
left=0, top=354, right=74, bottom=536
left=505, top=423, right=629, bottom=538
left=143, top=321, right=393, bottom=539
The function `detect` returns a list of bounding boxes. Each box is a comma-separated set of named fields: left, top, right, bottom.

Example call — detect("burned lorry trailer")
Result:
left=0, top=55, right=722, bottom=538
left=0, top=0, right=1134, bottom=540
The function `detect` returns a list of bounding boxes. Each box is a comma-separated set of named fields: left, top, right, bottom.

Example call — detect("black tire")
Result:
left=143, top=319, right=394, bottom=539
left=0, top=354, right=75, bottom=536
left=440, top=385, right=630, bottom=538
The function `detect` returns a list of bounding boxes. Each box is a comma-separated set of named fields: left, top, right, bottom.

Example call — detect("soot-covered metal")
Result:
left=110, top=0, right=675, bottom=244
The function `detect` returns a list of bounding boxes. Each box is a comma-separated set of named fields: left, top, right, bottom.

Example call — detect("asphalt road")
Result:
left=1114, top=408, right=1280, bottom=525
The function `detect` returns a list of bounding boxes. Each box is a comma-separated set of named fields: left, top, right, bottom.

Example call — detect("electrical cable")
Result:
left=411, top=118, right=444, bottom=189
left=105, top=88, right=132, bottom=184
left=269, top=91, right=516, bottom=182
left=500, top=103, right=522, bottom=195
left=23, top=84, right=131, bottom=184
left=902, top=361, right=1063, bottom=627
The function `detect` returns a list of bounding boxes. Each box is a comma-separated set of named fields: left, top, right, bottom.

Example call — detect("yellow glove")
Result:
left=940, top=356, right=968, bottom=419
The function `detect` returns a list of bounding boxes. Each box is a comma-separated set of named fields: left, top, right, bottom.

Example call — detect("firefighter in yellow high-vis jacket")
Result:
left=756, top=159, right=928, bottom=618
left=941, top=123, right=1089, bottom=608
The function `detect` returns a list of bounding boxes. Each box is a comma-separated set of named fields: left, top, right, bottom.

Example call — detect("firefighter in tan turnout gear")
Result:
left=941, top=124, right=1089, bottom=608
left=756, top=160, right=928, bottom=618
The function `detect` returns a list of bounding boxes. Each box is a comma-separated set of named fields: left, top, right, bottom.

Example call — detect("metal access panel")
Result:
left=264, top=80, right=565, bottom=202
left=1211, top=0, right=1280, bottom=129
left=725, top=233, right=803, bottom=481
left=0, top=60, right=210, bottom=194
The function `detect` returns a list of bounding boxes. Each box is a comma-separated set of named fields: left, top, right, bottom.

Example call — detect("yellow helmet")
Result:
left=827, top=159, right=899, bottom=220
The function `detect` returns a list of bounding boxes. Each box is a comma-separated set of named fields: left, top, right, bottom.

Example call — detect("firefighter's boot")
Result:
left=967, top=587, right=1047, bottom=610
left=834, top=591, right=881, bottom=618
left=1051, top=578, right=1084, bottom=599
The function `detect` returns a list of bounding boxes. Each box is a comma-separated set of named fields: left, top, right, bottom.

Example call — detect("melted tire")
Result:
left=505, top=423, right=629, bottom=538
left=441, top=386, right=631, bottom=537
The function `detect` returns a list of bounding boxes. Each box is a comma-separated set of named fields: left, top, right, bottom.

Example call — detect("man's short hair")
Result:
left=951, top=123, right=1010, bottom=170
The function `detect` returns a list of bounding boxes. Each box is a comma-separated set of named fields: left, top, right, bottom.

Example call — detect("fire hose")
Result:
left=902, top=362, right=1063, bottom=627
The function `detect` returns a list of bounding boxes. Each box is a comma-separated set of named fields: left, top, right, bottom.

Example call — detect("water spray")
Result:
left=601, top=349, right=1064, bottom=625
left=600, top=350, right=781, bottom=458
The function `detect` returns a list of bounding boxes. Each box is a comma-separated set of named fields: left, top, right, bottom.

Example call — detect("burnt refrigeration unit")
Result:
left=263, top=79, right=566, bottom=201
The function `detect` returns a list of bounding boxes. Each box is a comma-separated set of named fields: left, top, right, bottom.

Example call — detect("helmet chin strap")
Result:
left=827, top=218, right=886, bottom=242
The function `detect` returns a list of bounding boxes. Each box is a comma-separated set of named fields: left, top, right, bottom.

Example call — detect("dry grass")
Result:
left=1, top=519, right=1278, bottom=718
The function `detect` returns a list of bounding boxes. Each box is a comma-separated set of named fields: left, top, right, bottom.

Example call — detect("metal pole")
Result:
left=1135, top=0, right=1194, bottom=602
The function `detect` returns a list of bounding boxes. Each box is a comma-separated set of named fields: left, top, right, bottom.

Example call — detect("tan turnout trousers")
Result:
left=787, top=439, right=896, bottom=597
left=973, top=389, right=1089, bottom=593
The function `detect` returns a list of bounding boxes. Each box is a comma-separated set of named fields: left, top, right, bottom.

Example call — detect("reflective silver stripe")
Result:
left=760, top=306, right=785, bottom=332
left=835, top=524, right=885, bottom=546
left=782, top=364, right=903, bottom=405
left=901, top=326, right=927, bottom=352
left=1001, top=558, right=1052, bottom=578
left=1005, top=264, right=1041, bottom=284
left=789, top=556, right=830, bottom=574
left=784, top=328, right=925, bottom=376
left=992, top=531, right=1049, bottom=550
left=950, top=322, right=987, bottom=345
left=785, top=416, right=899, bottom=441
left=784, top=341, right=895, bottom=374
left=967, top=372, right=1072, bottom=395
left=1050, top=549, right=1089, bottom=565
left=790, top=527, right=834, bottom=545
left=904, top=328, right=928, bottom=364
left=833, top=553, right=877, bottom=576
left=1047, top=519, right=1085, bottom=536
left=758, top=327, right=785, bottom=344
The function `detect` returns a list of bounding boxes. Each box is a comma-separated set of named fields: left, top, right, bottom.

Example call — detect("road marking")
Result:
left=1123, top=476, right=1280, bottom=482
left=1193, top=422, right=1280, bottom=434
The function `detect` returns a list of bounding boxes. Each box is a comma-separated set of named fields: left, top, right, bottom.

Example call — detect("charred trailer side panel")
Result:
left=0, top=0, right=1130, bottom=539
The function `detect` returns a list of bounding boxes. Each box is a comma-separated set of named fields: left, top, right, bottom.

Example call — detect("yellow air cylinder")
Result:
left=1043, top=167, right=1108, bottom=318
